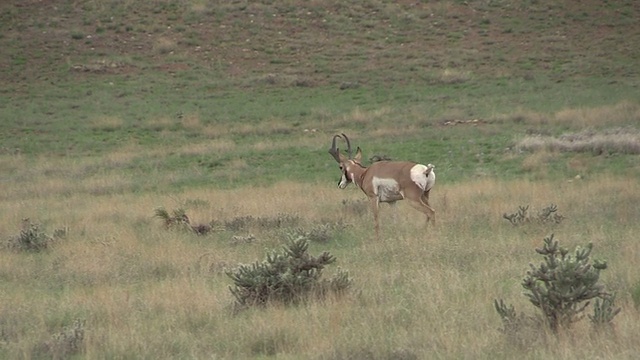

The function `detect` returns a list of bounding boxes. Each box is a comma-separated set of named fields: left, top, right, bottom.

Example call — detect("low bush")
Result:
left=5, top=219, right=62, bottom=252
left=226, top=236, right=351, bottom=309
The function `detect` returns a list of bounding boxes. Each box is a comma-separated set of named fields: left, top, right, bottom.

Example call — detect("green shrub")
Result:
left=226, top=236, right=351, bottom=309
left=495, top=234, right=619, bottom=333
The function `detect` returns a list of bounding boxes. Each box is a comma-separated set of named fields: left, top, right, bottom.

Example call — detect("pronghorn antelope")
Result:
left=329, top=133, right=435, bottom=239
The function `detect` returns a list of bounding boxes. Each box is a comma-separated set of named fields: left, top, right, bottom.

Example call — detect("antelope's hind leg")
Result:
left=421, top=191, right=436, bottom=224
left=409, top=198, right=436, bottom=225
left=369, top=197, right=381, bottom=240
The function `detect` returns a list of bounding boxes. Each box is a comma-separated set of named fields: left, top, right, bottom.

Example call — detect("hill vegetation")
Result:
left=3, top=0, right=639, bottom=85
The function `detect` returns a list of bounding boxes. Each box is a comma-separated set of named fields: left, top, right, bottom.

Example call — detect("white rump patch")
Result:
left=410, top=164, right=436, bottom=191
left=372, top=177, right=404, bottom=202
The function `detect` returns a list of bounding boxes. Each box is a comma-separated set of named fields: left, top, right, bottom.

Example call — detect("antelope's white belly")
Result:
left=372, top=177, right=404, bottom=202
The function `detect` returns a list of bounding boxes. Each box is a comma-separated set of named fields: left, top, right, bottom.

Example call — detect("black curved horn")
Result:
left=328, top=134, right=342, bottom=163
left=342, top=133, right=353, bottom=159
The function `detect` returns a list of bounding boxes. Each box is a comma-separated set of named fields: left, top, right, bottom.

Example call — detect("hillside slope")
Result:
left=1, top=0, right=639, bottom=89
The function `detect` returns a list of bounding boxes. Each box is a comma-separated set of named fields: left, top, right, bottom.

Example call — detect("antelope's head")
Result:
left=328, top=133, right=363, bottom=189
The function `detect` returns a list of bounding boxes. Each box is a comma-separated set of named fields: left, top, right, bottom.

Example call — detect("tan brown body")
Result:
left=329, top=134, right=435, bottom=240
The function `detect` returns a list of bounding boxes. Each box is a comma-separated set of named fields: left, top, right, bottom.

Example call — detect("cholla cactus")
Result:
left=522, top=234, right=612, bottom=331
left=154, top=207, right=190, bottom=228
left=503, top=204, right=564, bottom=226
left=226, top=236, right=351, bottom=308
left=537, top=204, right=564, bottom=224
left=495, top=234, right=619, bottom=335
left=36, top=319, right=85, bottom=358
left=503, top=205, right=529, bottom=225
left=154, top=207, right=214, bottom=235
left=589, top=294, right=621, bottom=330
left=7, top=219, right=54, bottom=252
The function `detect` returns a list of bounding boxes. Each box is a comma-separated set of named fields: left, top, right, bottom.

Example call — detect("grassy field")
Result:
left=1, top=0, right=640, bottom=359
left=1, top=177, right=639, bottom=359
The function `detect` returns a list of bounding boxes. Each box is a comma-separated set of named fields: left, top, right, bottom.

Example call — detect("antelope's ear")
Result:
left=354, top=147, right=363, bottom=162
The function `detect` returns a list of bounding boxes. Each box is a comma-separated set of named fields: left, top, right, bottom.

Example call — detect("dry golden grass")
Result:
left=495, top=108, right=550, bottom=126
left=180, top=112, right=203, bottom=130
left=516, top=127, right=640, bottom=155
left=144, top=115, right=176, bottom=131
left=496, top=101, right=640, bottom=130
left=153, top=36, right=178, bottom=55
left=343, top=107, right=393, bottom=127
left=436, top=68, right=473, bottom=84
left=520, top=149, right=558, bottom=178
left=1, top=156, right=639, bottom=359
left=176, top=139, right=237, bottom=156
left=89, top=115, right=124, bottom=131
left=554, top=101, right=640, bottom=129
